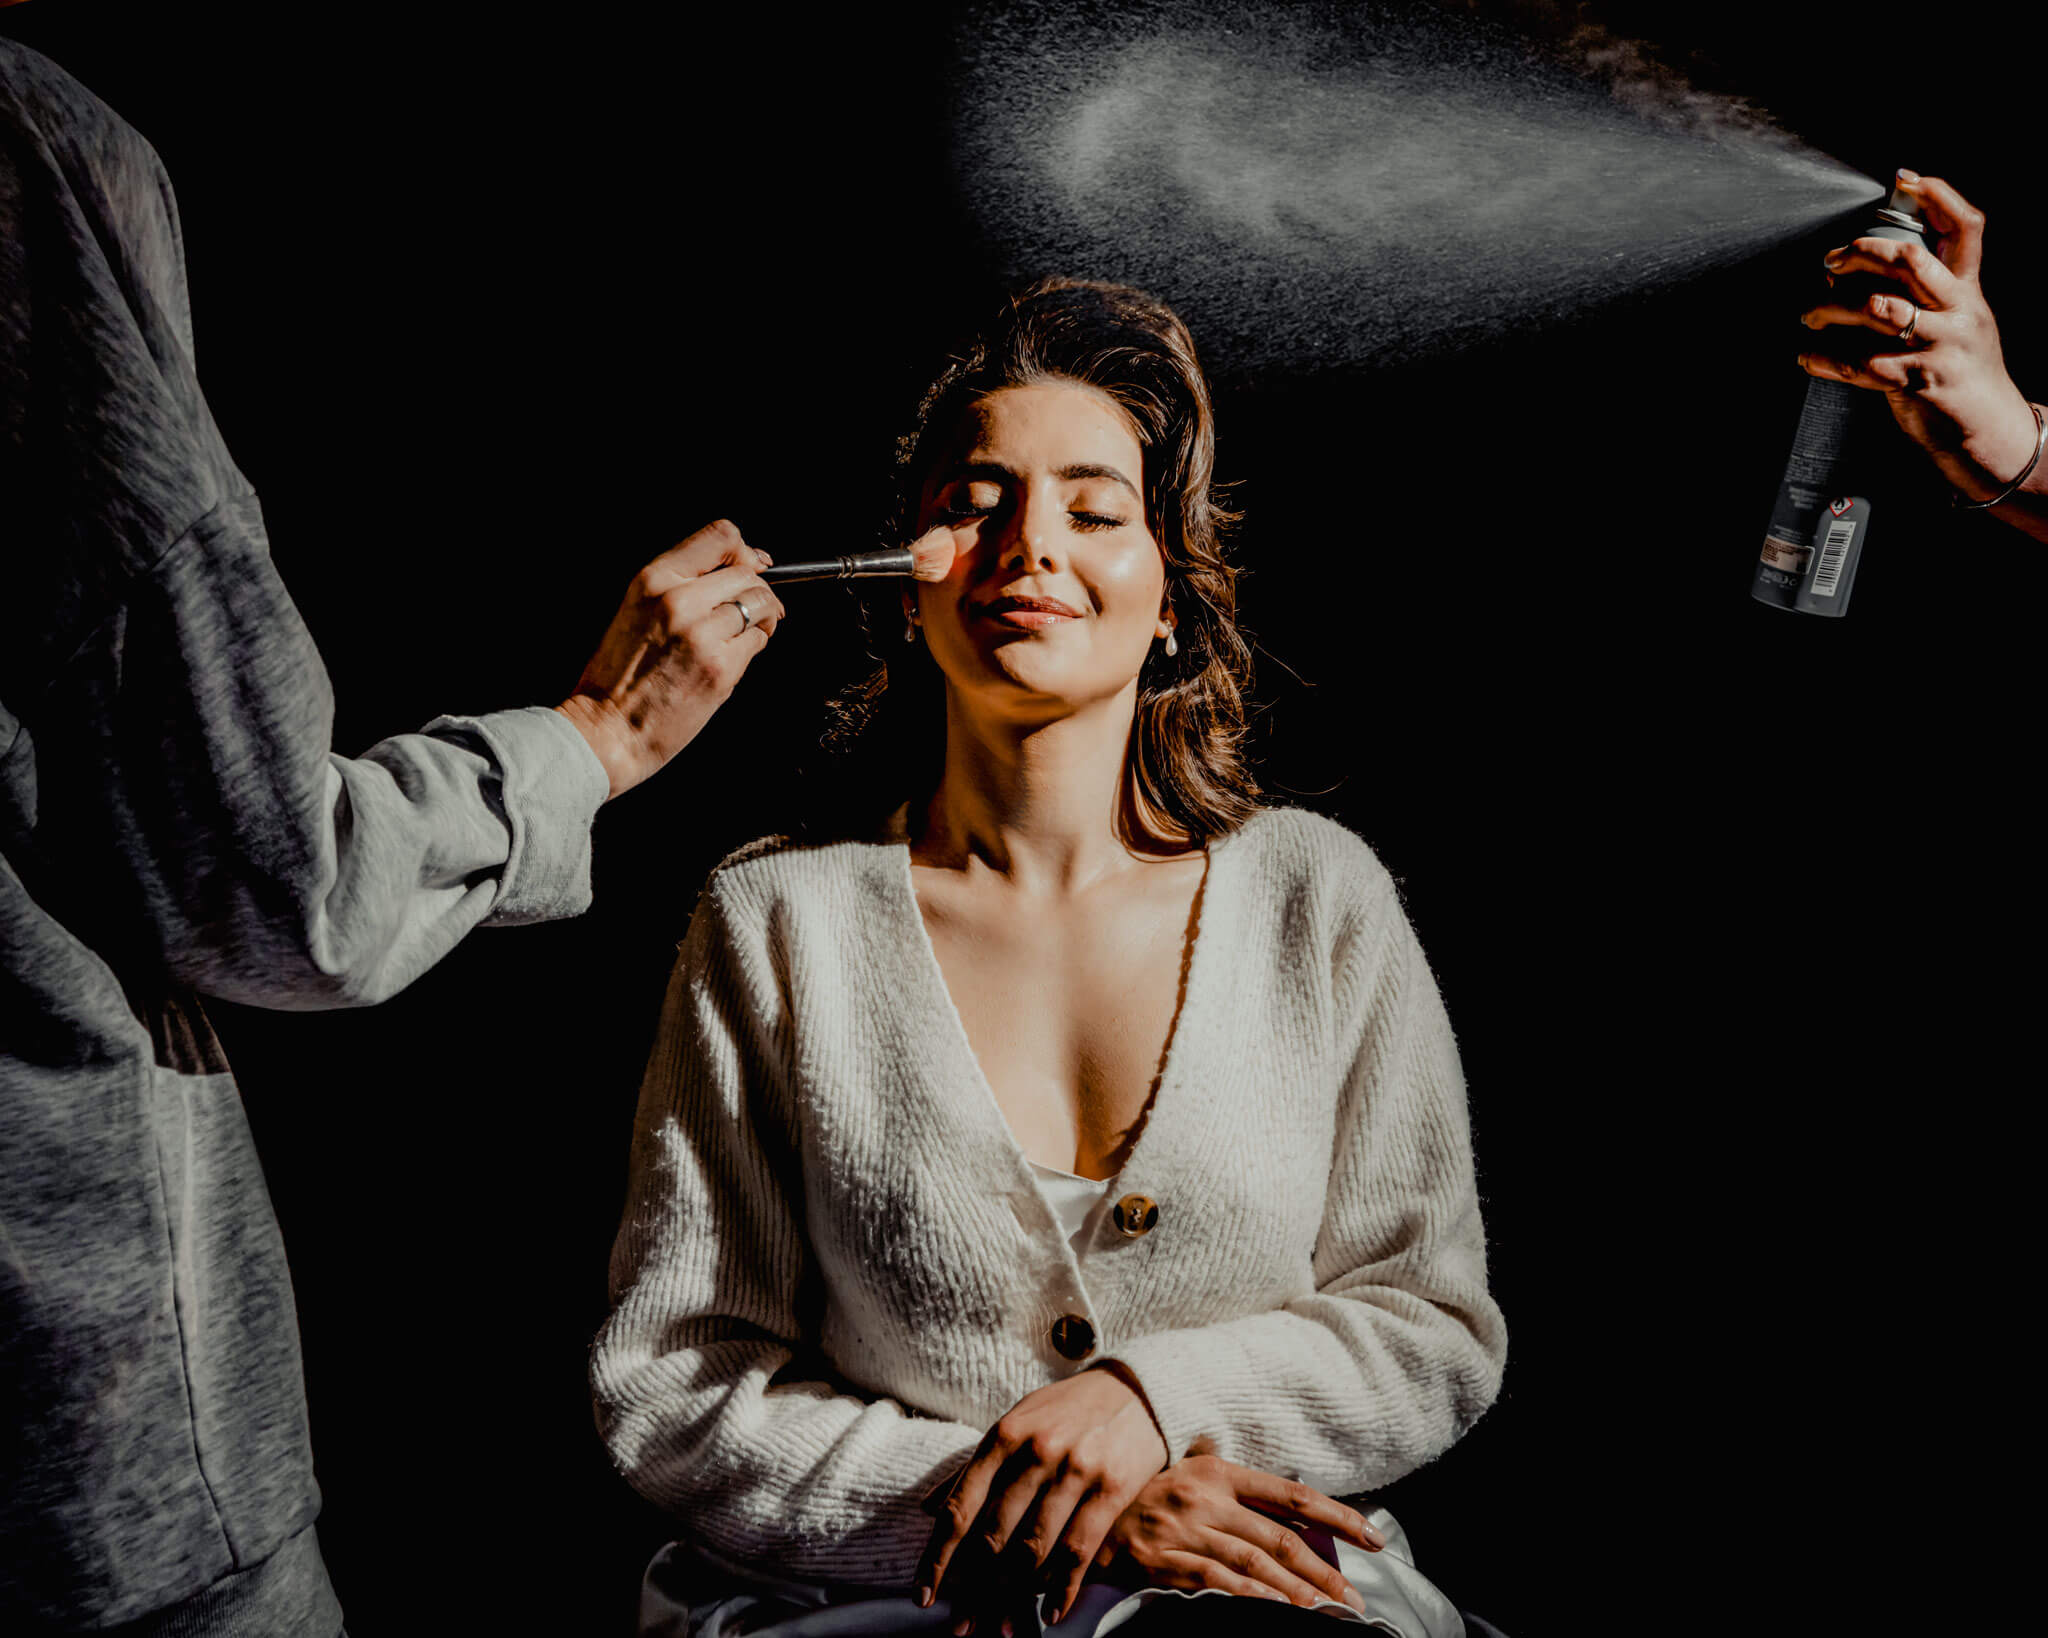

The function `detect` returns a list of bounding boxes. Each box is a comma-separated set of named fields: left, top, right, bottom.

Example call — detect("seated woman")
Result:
left=591, top=279, right=1509, bottom=1638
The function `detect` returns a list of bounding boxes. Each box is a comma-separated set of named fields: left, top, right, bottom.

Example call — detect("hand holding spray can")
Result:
left=1752, top=181, right=1927, bottom=617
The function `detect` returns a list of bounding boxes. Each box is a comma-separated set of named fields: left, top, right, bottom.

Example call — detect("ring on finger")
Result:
left=725, top=595, right=755, bottom=636
left=1897, top=300, right=1921, bottom=344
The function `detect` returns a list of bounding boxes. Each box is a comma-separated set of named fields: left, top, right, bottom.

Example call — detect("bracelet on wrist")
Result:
left=1954, top=401, right=2047, bottom=510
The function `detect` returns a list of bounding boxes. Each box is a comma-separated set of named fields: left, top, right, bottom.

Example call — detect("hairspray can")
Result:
left=1752, top=182, right=1928, bottom=617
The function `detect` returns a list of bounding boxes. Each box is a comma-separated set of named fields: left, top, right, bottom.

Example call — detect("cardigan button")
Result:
left=1113, top=1194, right=1159, bottom=1238
left=1049, top=1314, right=1096, bottom=1361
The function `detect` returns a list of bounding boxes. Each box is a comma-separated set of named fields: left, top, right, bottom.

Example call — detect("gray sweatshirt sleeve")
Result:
left=0, top=42, right=610, bottom=1012
left=104, top=494, right=611, bottom=1010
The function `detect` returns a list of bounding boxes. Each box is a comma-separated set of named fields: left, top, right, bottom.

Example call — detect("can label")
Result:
left=1759, top=535, right=1810, bottom=574
left=1781, top=494, right=1871, bottom=616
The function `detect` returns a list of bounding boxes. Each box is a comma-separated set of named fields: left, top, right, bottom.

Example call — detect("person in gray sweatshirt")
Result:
left=0, top=36, right=788, bottom=1635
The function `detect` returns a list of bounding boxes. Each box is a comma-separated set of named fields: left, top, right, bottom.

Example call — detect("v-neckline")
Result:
left=892, top=833, right=1227, bottom=1190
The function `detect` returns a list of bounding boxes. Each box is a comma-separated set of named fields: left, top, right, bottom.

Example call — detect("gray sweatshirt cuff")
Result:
left=427, top=705, right=609, bottom=925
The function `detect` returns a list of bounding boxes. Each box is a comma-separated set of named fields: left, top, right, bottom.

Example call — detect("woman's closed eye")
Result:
left=940, top=504, right=1129, bottom=530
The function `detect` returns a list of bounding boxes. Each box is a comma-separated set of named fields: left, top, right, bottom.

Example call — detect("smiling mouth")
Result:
left=976, top=595, right=1082, bottom=629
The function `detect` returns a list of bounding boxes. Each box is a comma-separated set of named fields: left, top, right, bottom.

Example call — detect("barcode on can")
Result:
left=1809, top=517, right=1856, bottom=597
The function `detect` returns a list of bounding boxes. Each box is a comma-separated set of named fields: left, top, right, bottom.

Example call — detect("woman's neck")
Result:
left=917, top=685, right=1146, bottom=895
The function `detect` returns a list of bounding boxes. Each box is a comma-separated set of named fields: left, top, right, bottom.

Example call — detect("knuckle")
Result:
left=944, top=1494, right=977, bottom=1528
left=1283, top=1479, right=1314, bottom=1513
left=680, top=626, right=718, bottom=668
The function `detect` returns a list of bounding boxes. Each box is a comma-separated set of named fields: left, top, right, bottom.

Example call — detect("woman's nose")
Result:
left=1000, top=489, right=1064, bottom=574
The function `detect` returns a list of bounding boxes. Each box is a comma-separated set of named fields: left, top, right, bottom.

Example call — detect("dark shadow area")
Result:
left=4, top=3, right=2033, bottom=1632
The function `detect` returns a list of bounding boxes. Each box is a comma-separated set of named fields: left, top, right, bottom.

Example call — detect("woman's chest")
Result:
left=916, top=865, right=1205, bottom=1177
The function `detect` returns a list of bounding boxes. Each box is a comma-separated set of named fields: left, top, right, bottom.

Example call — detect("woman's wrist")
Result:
left=1088, top=1359, right=1170, bottom=1469
left=1948, top=391, right=2045, bottom=505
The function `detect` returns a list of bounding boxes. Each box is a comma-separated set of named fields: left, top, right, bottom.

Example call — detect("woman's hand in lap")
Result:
left=918, top=1364, right=1168, bottom=1632
left=1094, top=1455, right=1385, bottom=1616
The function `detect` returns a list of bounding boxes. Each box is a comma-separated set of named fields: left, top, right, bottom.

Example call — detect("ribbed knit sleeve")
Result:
left=1104, top=887, right=1507, bottom=1497
left=590, top=872, right=983, bottom=1584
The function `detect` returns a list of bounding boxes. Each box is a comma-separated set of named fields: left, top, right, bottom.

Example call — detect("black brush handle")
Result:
left=759, top=550, right=914, bottom=583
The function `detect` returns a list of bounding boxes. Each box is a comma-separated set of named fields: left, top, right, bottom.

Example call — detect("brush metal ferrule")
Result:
left=759, top=549, right=915, bottom=584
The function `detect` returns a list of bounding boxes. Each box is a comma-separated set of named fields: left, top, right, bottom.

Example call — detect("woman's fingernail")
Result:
left=1823, top=250, right=1846, bottom=268
left=1897, top=168, right=1920, bottom=185
left=1796, top=355, right=1809, bottom=371
left=916, top=1587, right=932, bottom=1608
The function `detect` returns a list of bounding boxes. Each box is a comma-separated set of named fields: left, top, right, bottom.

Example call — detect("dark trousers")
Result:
left=1117, top=1604, right=1510, bottom=1636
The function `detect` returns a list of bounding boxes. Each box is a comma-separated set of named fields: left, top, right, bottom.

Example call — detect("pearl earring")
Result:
left=903, top=611, right=918, bottom=643
left=1163, top=628, right=1178, bottom=657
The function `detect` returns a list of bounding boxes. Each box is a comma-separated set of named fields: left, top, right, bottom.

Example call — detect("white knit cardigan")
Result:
left=591, top=806, right=1506, bottom=1586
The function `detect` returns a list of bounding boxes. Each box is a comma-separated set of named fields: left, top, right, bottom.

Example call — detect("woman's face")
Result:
left=912, top=381, right=1171, bottom=724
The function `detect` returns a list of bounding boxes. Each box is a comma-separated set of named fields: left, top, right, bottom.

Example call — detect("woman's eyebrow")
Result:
left=1055, top=463, right=1139, bottom=498
left=940, top=460, right=1140, bottom=499
left=940, top=461, right=1015, bottom=486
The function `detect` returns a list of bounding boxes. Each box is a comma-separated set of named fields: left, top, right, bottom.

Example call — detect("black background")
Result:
left=4, top=3, right=2038, bottom=1632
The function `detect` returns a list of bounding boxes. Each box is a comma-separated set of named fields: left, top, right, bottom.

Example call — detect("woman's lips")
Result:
left=976, top=595, right=1080, bottom=631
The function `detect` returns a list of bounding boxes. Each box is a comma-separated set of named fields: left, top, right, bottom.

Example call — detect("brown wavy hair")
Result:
left=822, top=277, right=1258, bottom=851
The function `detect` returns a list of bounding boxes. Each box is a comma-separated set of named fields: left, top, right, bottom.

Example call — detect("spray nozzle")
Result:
left=1880, top=174, right=1924, bottom=226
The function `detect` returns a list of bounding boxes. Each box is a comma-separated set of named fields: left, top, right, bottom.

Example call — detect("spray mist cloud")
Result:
left=947, top=1, right=1882, bottom=371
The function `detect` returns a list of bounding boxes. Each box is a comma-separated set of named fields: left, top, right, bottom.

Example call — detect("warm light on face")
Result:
left=912, top=382, right=1171, bottom=723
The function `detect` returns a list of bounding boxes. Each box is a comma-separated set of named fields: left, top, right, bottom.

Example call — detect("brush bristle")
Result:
left=909, top=525, right=957, bottom=581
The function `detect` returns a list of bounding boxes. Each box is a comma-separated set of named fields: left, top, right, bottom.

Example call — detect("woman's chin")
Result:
left=958, top=659, right=1142, bottom=721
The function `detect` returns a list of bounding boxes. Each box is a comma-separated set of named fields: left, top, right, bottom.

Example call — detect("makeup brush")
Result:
left=758, top=525, right=956, bottom=584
